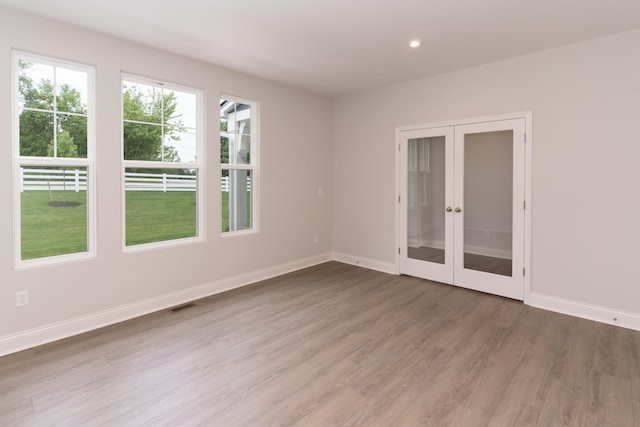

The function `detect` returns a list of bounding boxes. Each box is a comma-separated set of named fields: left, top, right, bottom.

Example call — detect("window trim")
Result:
left=220, top=94, right=259, bottom=237
left=12, top=51, right=96, bottom=269
left=121, top=74, right=205, bottom=252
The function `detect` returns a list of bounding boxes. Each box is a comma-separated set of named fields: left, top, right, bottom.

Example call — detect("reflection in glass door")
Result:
left=407, top=136, right=446, bottom=265
left=463, top=130, right=513, bottom=277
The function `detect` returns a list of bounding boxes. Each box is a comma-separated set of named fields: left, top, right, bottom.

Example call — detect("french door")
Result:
left=398, top=117, right=527, bottom=300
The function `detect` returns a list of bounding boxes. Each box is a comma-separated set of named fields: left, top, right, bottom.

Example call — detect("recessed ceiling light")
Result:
left=408, top=39, right=421, bottom=48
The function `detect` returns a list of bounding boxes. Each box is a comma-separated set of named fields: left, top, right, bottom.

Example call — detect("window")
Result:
left=220, top=97, right=258, bottom=234
left=122, top=76, right=203, bottom=249
left=12, top=52, right=95, bottom=266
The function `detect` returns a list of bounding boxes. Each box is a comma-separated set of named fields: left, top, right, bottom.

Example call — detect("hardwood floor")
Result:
left=408, top=245, right=512, bottom=277
left=1, top=261, right=639, bottom=426
left=408, top=245, right=446, bottom=264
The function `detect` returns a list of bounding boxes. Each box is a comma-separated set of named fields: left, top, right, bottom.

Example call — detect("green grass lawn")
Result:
left=21, top=190, right=88, bottom=260
left=125, top=191, right=197, bottom=246
left=20, top=190, right=250, bottom=260
left=222, top=191, right=229, bottom=233
left=221, top=191, right=252, bottom=233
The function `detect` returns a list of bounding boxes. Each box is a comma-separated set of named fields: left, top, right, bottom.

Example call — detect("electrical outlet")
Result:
left=313, top=235, right=319, bottom=244
left=16, top=290, right=29, bottom=307
left=483, top=229, right=490, bottom=237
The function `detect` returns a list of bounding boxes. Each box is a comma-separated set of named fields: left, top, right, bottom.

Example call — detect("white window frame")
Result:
left=121, top=74, right=205, bottom=252
left=12, top=51, right=96, bottom=269
left=220, top=95, right=259, bottom=237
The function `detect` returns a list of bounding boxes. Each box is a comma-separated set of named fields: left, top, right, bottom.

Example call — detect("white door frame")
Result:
left=395, top=111, right=532, bottom=304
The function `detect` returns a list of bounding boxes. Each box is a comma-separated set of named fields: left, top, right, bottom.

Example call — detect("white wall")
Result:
left=0, top=7, right=333, bottom=354
left=333, top=29, right=640, bottom=323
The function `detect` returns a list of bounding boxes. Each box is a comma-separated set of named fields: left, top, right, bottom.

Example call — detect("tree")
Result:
left=47, top=130, right=78, bottom=158
left=18, top=63, right=185, bottom=166
left=123, top=83, right=182, bottom=164
left=220, top=118, right=229, bottom=166
left=18, top=61, right=87, bottom=158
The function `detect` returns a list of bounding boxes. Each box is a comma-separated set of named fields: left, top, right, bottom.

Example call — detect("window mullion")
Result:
left=53, top=66, right=57, bottom=158
left=160, top=87, right=165, bottom=162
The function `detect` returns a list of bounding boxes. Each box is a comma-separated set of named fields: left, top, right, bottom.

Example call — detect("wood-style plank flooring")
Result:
left=408, top=245, right=512, bottom=276
left=1, top=261, right=639, bottom=426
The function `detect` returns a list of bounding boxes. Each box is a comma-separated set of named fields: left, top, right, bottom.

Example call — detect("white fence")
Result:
left=125, top=172, right=196, bottom=192
left=20, top=168, right=87, bottom=192
left=20, top=168, right=249, bottom=193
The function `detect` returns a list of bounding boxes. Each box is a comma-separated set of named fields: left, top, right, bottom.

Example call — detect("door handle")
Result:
left=446, top=207, right=452, bottom=212
left=455, top=207, right=462, bottom=213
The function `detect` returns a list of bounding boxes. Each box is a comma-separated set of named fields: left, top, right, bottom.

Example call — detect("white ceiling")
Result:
left=2, top=0, right=640, bottom=97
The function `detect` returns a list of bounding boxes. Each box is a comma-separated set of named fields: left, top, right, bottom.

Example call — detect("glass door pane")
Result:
left=407, top=136, right=446, bottom=264
left=463, top=130, right=513, bottom=277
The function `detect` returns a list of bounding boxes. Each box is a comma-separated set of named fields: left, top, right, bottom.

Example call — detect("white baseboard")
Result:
left=530, top=293, right=640, bottom=332
left=0, top=253, right=333, bottom=357
left=420, top=239, right=445, bottom=250
left=6, top=254, right=637, bottom=357
left=332, top=252, right=397, bottom=275
left=464, top=244, right=512, bottom=260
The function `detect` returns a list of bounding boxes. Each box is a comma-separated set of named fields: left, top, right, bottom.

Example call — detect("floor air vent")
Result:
left=170, top=302, right=196, bottom=313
